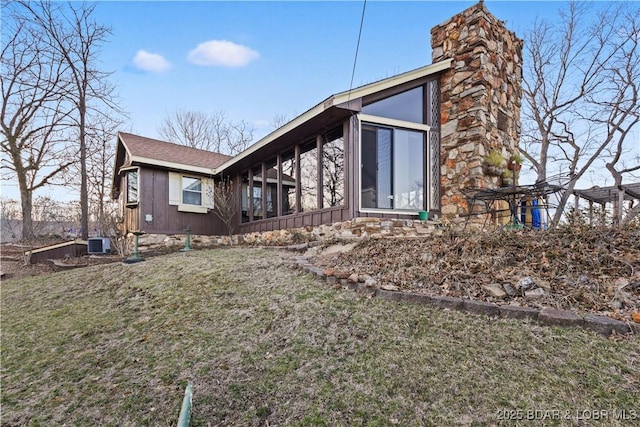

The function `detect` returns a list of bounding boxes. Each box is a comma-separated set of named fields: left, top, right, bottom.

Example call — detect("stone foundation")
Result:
left=124, top=217, right=445, bottom=253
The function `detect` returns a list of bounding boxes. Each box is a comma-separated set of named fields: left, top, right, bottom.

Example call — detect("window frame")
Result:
left=358, top=114, right=431, bottom=215
left=181, top=176, right=203, bottom=206
left=124, top=167, right=139, bottom=207
left=168, top=172, right=212, bottom=214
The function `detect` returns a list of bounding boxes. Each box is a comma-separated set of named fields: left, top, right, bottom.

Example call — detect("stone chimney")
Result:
left=431, top=1, right=523, bottom=222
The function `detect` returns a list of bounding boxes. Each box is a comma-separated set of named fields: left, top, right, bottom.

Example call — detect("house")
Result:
left=112, top=1, right=523, bottom=237
left=111, top=132, right=231, bottom=235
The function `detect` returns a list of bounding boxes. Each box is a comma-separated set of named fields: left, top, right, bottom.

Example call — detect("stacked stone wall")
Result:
left=128, top=217, right=444, bottom=253
left=431, top=1, right=523, bottom=223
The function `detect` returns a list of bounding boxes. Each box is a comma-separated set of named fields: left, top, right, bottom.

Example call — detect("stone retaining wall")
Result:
left=293, top=255, right=638, bottom=337
left=126, top=217, right=445, bottom=253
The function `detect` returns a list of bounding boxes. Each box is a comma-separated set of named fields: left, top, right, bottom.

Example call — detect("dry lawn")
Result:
left=1, top=247, right=639, bottom=426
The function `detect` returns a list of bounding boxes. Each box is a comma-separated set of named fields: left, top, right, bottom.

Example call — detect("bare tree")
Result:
left=521, top=2, right=640, bottom=225
left=0, top=197, right=22, bottom=241
left=270, top=113, right=289, bottom=130
left=158, top=109, right=254, bottom=155
left=600, top=7, right=640, bottom=225
left=212, top=177, right=239, bottom=237
left=1, top=4, right=75, bottom=240
left=84, top=113, right=122, bottom=234
left=18, top=1, right=120, bottom=240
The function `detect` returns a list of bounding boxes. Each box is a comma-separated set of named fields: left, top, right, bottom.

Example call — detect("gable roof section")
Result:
left=216, top=58, right=453, bottom=174
left=118, top=132, right=232, bottom=174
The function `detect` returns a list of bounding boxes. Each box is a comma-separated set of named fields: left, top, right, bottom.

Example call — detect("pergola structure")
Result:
left=573, top=183, right=640, bottom=225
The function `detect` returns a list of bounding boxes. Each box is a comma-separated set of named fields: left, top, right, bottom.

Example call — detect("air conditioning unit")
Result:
left=87, top=237, right=111, bottom=254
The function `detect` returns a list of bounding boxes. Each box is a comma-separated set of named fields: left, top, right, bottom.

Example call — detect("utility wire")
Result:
left=347, top=0, right=367, bottom=104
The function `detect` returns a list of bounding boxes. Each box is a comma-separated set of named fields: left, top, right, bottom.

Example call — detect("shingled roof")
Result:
left=118, top=132, right=232, bottom=173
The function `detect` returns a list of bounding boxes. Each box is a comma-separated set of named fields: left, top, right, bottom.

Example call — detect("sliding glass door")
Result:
left=361, top=124, right=425, bottom=211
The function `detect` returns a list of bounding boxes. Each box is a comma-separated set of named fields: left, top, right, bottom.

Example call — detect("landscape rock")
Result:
left=524, top=288, right=545, bottom=299
left=323, top=268, right=336, bottom=277
left=481, top=283, right=507, bottom=299
left=358, top=274, right=371, bottom=283
left=380, top=284, right=400, bottom=291
left=502, top=283, right=517, bottom=297
left=364, top=278, right=377, bottom=288
left=321, top=243, right=358, bottom=256
left=538, top=308, right=584, bottom=328
left=462, top=299, right=500, bottom=317
left=304, top=247, right=318, bottom=258
left=516, top=277, right=536, bottom=293
left=499, top=305, right=539, bottom=321
left=347, top=273, right=359, bottom=283
left=334, top=270, right=350, bottom=280
left=583, top=314, right=631, bottom=335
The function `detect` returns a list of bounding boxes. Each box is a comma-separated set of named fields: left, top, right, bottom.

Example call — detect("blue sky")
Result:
left=2, top=0, right=632, bottom=202
left=96, top=0, right=550, bottom=140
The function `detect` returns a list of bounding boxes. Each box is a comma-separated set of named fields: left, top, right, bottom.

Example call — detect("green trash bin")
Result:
left=418, top=211, right=429, bottom=221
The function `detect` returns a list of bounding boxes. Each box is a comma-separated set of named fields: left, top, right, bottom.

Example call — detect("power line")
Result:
left=347, top=0, right=367, bottom=103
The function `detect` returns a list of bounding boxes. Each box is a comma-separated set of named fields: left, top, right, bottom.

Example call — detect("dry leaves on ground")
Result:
left=315, top=224, right=640, bottom=322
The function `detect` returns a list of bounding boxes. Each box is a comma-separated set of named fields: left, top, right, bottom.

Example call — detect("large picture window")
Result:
left=359, top=83, right=436, bottom=213
left=361, top=125, right=425, bottom=211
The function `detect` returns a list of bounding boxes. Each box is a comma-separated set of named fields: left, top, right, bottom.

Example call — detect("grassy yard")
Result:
left=1, top=247, right=638, bottom=426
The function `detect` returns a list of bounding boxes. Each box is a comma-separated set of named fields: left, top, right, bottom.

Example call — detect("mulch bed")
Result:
left=314, top=225, right=640, bottom=323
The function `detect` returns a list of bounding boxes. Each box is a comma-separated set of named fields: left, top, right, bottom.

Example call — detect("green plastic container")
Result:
left=418, top=211, right=429, bottom=221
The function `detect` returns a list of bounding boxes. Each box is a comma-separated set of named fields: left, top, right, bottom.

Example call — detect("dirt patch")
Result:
left=1, top=241, right=121, bottom=280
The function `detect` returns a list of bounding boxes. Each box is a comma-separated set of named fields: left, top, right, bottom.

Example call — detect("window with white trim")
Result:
left=126, top=169, right=138, bottom=205
left=168, top=172, right=214, bottom=213
left=182, top=176, right=202, bottom=206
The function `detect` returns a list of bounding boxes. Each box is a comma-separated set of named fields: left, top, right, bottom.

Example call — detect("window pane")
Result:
left=362, top=86, right=424, bottom=123
left=183, top=190, right=202, bottom=205
left=241, top=172, right=249, bottom=223
left=127, top=170, right=138, bottom=203
left=182, top=177, right=202, bottom=206
left=266, top=160, right=278, bottom=218
left=281, top=152, right=297, bottom=215
left=300, top=143, right=317, bottom=211
left=252, top=169, right=262, bottom=220
left=393, top=129, right=424, bottom=210
left=361, top=126, right=392, bottom=209
left=377, top=129, right=392, bottom=209
left=361, top=124, right=426, bottom=211
left=322, top=128, right=344, bottom=208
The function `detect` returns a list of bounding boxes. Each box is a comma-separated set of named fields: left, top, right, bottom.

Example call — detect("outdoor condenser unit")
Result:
left=87, top=237, right=111, bottom=254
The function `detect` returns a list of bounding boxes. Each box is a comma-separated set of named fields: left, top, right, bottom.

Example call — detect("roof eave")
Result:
left=216, top=58, right=452, bottom=173
left=128, top=155, right=217, bottom=176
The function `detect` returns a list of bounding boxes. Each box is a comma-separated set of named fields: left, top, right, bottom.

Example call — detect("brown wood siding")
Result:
left=237, top=206, right=350, bottom=234
left=123, top=167, right=226, bottom=235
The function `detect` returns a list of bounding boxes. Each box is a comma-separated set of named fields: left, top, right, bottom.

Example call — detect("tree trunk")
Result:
left=80, top=96, right=89, bottom=239
left=19, top=185, right=34, bottom=241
